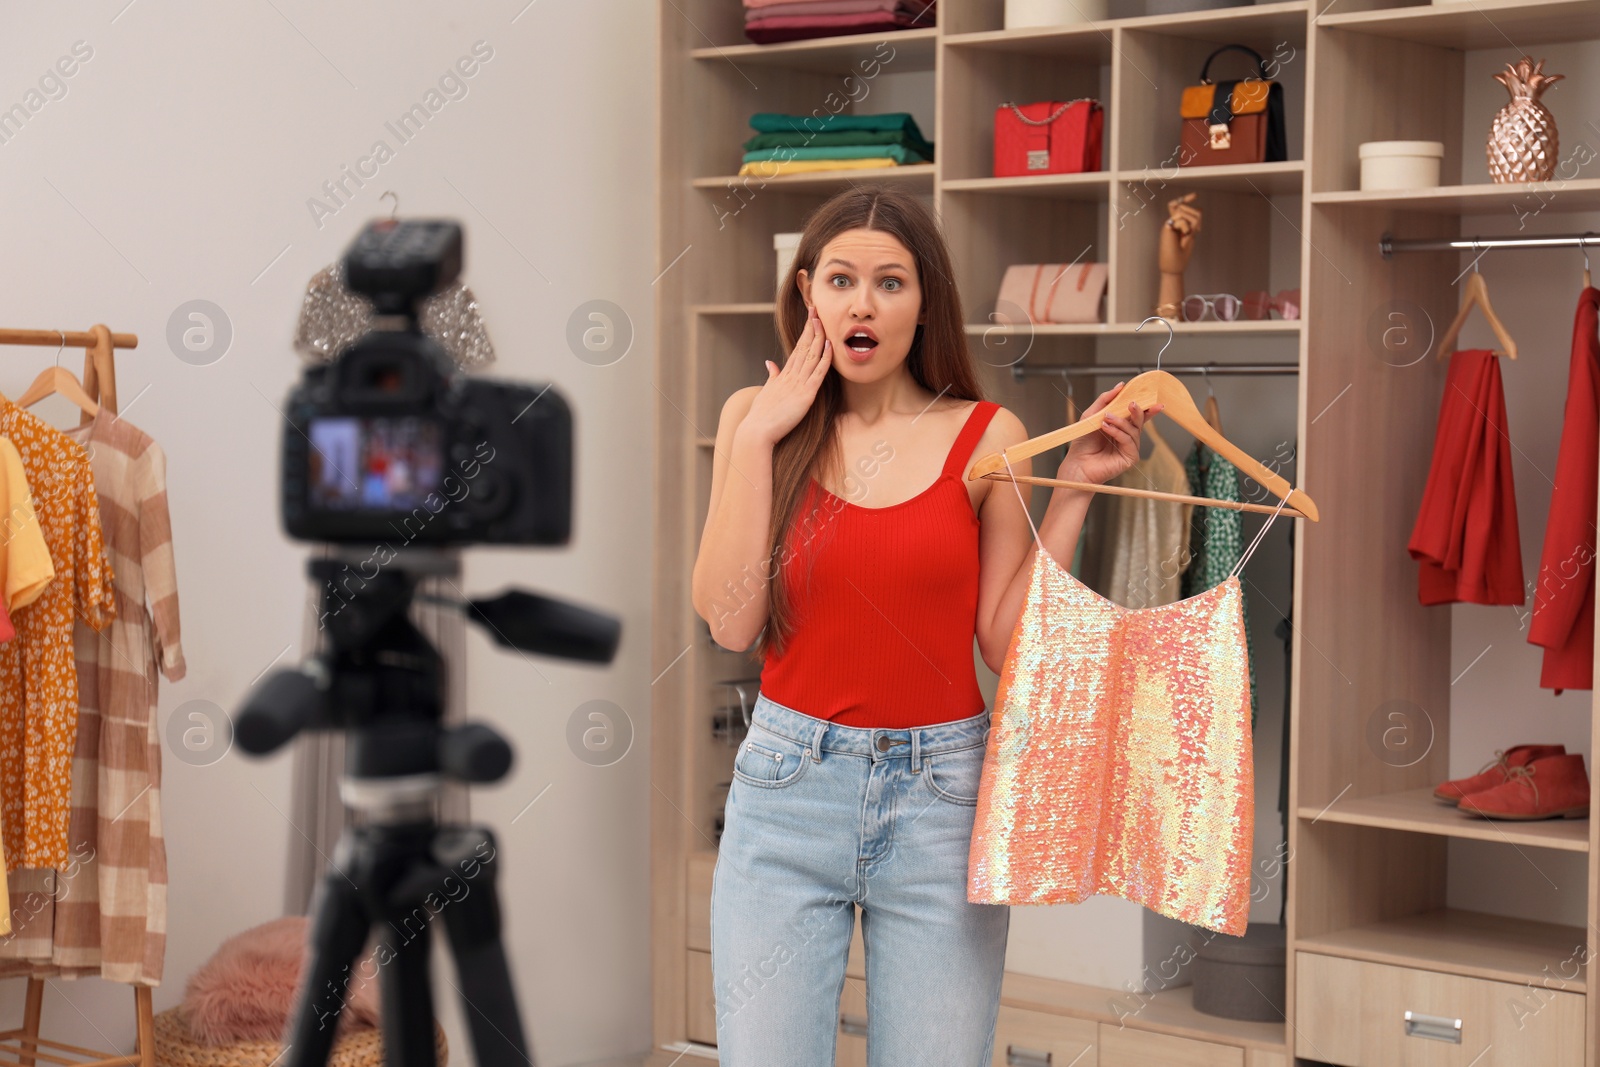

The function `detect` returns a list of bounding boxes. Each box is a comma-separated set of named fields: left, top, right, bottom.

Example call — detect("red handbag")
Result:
left=993, top=99, right=1104, bottom=177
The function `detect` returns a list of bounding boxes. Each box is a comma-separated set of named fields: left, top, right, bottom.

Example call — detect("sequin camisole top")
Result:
left=967, top=452, right=1289, bottom=936
left=759, top=400, right=1000, bottom=729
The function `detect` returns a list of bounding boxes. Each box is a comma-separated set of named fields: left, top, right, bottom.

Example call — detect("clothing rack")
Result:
left=0, top=325, right=134, bottom=422
left=1011, top=361, right=1299, bottom=379
left=1380, top=230, right=1598, bottom=256
left=0, top=325, right=151, bottom=1067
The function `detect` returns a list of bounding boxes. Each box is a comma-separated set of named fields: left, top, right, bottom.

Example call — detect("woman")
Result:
left=690, top=185, right=1153, bottom=1065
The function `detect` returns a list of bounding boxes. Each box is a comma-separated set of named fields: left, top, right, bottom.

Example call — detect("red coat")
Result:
left=1529, top=288, right=1600, bottom=692
left=1409, top=348, right=1525, bottom=606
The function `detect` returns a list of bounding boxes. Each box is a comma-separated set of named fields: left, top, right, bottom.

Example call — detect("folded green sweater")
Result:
left=741, top=143, right=929, bottom=165
left=743, top=129, right=935, bottom=157
left=748, top=111, right=930, bottom=142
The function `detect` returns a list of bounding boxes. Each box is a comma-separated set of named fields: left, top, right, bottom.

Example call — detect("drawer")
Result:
left=687, top=855, right=865, bottom=977
left=1245, top=1052, right=1287, bottom=1067
left=992, top=1005, right=1097, bottom=1066
left=1295, top=952, right=1585, bottom=1066
left=686, top=948, right=716, bottom=1046
left=837, top=975, right=868, bottom=1067
left=1098, top=1024, right=1243, bottom=1067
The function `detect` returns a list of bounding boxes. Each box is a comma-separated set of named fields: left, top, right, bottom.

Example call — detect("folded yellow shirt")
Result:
left=736, top=157, right=911, bottom=176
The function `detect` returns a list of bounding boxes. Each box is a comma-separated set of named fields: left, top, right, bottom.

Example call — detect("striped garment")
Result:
left=0, top=408, right=183, bottom=986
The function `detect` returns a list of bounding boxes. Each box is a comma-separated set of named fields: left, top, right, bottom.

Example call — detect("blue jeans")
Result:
left=710, top=692, right=1010, bottom=1065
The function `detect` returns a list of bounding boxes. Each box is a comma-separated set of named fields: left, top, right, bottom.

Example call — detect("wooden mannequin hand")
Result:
left=1158, top=193, right=1201, bottom=275
left=1061, top=382, right=1164, bottom=485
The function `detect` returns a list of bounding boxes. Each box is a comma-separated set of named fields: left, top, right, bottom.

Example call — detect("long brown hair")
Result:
left=754, top=184, right=987, bottom=661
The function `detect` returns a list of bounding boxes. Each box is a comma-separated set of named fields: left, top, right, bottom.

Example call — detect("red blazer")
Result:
left=1408, top=348, right=1525, bottom=607
left=1529, top=288, right=1600, bottom=692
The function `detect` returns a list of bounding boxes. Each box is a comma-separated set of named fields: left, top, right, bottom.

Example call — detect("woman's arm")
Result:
left=692, top=308, right=833, bottom=649
left=692, top=386, right=777, bottom=651
left=974, top=385, right=1155, bottom=673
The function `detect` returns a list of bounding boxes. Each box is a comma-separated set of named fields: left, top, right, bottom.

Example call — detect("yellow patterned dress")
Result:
left=0, top=398, right=116, bottom=870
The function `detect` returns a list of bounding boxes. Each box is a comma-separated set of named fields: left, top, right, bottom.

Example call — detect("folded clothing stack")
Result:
left=744, top=0, right=936, bottom=45
left=738, top=111, right=934, bottom=176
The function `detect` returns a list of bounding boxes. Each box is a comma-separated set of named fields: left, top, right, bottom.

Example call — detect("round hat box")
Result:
left=1359, top=140, right=1445, bottom=191
left=1004, top=0, right=1108, bottom=26
left=1192, top=922, right=1286, bottom=1022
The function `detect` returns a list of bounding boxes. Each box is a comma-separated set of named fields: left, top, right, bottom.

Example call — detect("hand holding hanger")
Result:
left=1060, top=380, right=1164, bottom=486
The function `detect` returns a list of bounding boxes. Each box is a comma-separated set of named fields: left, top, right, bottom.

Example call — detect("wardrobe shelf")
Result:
left=690, top=302, right=775, bottom=317
left=1315, top=0, right=1600, bottom=49
left=1296, top=909, right=1588, bottom=991
left=945, top=0, right=1308, bottom=52
left=1117, top=159, right=1304, bottom=197
left=691, top=164, right=935, bottom=194
left=964, top=319, right=1302, bottom=336
left=1311, top=178, right=1600, bottom=215
left=690, top=27, right=937, bottom=73
left=1297, top=786, right=1589, bottom=853
left=942, top=173, right=1110, bottom=201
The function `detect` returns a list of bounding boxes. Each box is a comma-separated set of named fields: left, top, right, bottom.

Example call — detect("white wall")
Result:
left=0, top=3, right=655, bottom=1064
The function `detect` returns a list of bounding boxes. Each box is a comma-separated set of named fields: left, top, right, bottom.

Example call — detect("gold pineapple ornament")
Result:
left=1488, top=55, right=1564, bottom=183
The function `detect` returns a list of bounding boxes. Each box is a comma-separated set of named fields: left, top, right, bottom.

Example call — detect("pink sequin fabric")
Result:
left=967, top=468, right=1264, bottom=936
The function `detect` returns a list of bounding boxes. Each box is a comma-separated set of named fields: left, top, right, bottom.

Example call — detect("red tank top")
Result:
left=760, top=400, right=1000, bottom=728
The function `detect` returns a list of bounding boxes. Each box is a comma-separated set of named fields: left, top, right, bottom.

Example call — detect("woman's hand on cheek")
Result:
left=1059, top=382, right=1163, bottom=485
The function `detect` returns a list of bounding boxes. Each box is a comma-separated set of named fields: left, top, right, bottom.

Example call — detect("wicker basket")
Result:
left=153, top=1006, right=447, bottom=1067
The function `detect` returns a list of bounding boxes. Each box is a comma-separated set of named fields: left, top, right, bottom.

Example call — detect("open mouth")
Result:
left=844, top=331, right=879, bottom=353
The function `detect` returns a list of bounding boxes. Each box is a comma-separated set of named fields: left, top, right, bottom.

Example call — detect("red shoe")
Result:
left=1432, top=744, right=1566, bottom=803
left=1457, top=753, right=1590, bottom=820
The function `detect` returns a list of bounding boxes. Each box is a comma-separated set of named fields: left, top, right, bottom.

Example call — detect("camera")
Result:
left=280, top=218, right=572, bottom=547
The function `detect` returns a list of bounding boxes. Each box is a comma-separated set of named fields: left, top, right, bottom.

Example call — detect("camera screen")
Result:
left=307, top=417, right=445, bottom=511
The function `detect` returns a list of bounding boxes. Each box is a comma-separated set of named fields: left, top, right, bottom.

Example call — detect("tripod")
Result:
left=238, top=549, right=620, bottom=1067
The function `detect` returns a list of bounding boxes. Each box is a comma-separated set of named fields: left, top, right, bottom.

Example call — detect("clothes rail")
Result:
left=1380, top=231, right=1598, bottom=256
left=0, top=324, right=133, bottom=421
left=1011, top=361, right=1299, bottom=379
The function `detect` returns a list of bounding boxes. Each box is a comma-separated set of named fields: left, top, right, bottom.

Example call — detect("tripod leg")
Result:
left=434, top=828, right=533, bottom=1067
left=286, top=867, right=371, bottom=1067
left=376, top=923, right=439, bottom=1067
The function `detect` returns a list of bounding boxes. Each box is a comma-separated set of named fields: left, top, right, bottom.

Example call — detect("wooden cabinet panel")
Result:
left=992, top=1005, right=1097, bottom=1066
left=1245, top=1050, right=1287, bottom=1067
left=1098, top=1024, right=1243, bottom=1067
left=1295, top=951, right=1584, bottom=1066
left=686, top=948, right=717, bottom=1046
left=837, top=976, right=869, bottom=1067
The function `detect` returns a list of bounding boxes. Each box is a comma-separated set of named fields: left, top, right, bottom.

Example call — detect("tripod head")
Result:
left=237, top=548, right=618, bottom=788
left=235, top=549, right=620, bottom=1067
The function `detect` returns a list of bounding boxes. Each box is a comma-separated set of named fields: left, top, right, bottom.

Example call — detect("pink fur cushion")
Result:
left=183, top=916, right=381, bottom=1046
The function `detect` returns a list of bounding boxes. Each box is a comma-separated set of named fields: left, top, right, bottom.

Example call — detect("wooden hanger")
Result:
left=1436, top=256, right=1517, bottom=360
left=1582, top=233, right=1593, bottom=290
left=17, top=330, right=100, bottom=417
left=969, top=318, right=1320, bottom=521
left=1200, top=367, right=1224, bottom=434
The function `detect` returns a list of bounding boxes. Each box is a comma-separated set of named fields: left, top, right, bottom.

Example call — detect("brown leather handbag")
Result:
left=1178, top=45, right=1286, bottom=167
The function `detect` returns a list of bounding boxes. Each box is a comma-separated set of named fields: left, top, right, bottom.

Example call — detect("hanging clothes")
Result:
left=1182, top=443, right=1259, bottom=727
left=967, top=458, right=1281, bottom=937
left=1529, top=287, right=1600, bottom=693
left=0, top=399, right=116, bottom=870
left=0, top=436, right=55, bottom=646
left=41, top=408, right=182, bottom=984
left=1407, top=349, right=1524, bottom=606
left=1078, top=426, right=1192, bottom=609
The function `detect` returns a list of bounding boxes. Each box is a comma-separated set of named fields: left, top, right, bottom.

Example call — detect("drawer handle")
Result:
left=1404, top=1010, right=1463, bottom=1044
left=1007, top=1046, right=1053, bottom=1067
left=840, top=1012, right=868, bottom=1037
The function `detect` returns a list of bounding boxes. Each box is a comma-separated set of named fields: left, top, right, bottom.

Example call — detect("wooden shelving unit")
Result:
left=655, top=1, right=1600, bottom=1064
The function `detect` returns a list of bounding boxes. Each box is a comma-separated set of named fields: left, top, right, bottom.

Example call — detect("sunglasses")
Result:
left=1181, top=289, right=1302, bottom=322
